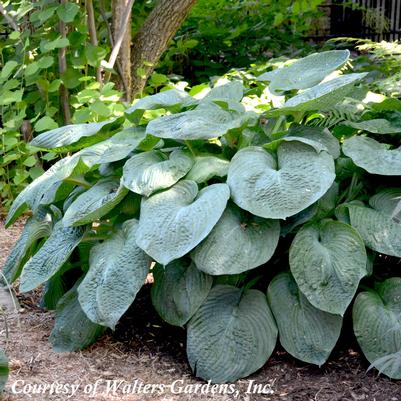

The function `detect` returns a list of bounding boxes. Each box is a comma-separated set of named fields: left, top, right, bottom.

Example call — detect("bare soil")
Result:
left=1, top=219, right=400, bottom=401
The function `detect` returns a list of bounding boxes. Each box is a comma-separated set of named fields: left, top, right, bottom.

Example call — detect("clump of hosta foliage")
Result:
left=3, top=50, right=401, bottom=383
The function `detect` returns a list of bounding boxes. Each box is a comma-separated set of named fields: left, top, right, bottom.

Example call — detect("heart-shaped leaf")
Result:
left=77, top=127, right=146, bottom=166
left=30, top=118, right=124, bottom=153
left=63, top=178, right=128, bottom=226
left=268, top=272, right=342, bottom=366
left=50, top=283, right=106, bottom=352
left=136, top=180, right=230, bottom=265
left=185, top=155, right=229, bottom=183
left=0, top=349, right=8, bottom=392
left=342, top=136, right=401, bottom=175
left=346, top=200, right=401, bottom=257
left=227, top=143, right=335, bottom=219
left=257, top=50, right=350, bottom=94
left=353, top=278, right=401, bottom=379
left=289, top=220, right=367, bottom=315
left=125, top=88, right=197, bottom=123
left=151, top=259, right=212, bottom=326
left=19, top=222, right=85, bottom=292
left=5, top=155, right=85, bottom=227
left=187, top=285, right=278, bottom=383
left=146, top=101, right=256, bottom=140
left=342, top=118, right=401, bottom=134
left=266, top=73, right=367, bottom=116
left=2, top=208, right=52, bottom=283
left=78, top=219, right=150, bottom=329
left=192, top=205, right=280, bottom=275
left=122, top=149, right=194, bottom=196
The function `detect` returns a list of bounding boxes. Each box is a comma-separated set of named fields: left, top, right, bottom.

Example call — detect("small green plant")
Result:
left=3, top=49, right=401, bottom=383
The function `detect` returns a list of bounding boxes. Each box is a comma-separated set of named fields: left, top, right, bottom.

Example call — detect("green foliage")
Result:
left=157, top=0, right=325, bottom=82
left=0, top=0, right=126, bottom=211
left=0, top=348, right=8, bottom=393
left=3, top=49, right=401, bottom=383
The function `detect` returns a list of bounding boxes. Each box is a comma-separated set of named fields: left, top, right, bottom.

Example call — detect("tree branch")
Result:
left=107, top=0, right=135, bottom=70
left=0, top=3, right=20, bottom=32
left=98, top=0, right=130, bottom=98
left=58, top=0, right=71, bottom=124
left=85, top=0, right=102, bottom=84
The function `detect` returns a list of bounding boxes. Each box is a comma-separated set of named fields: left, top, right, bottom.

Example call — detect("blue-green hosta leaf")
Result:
left=289, top=220, right=367, bottom=315
left=151, top=259, right=213, bottom=326
left=0, top=349, right=8, bottom=392
left=342, top=136, right=401, bottom=175
left=369, top=188, right=401, bottom=222
left=227, top=143, right=335, bottom=219
left=5, top=156, right=83, bottom=227
left=192, top=205, right=280, bottom=275
left=78, top=220, right=150, bottom=329
left=146, top=101, right=256, bottom=140
left=288, top=125, right=340, bottom=159
left=125, top=89, right=197, bottom=123
left=268, top=272, right=342, bottom=366
left=346, top=202, right=401, bottom=257
left=187, top=285, right=277, bottom=383
left=353, top=278, right=401, bottom=379
left=19, top=222, right=85, bottom=292
left=77, top=127, right=147, bottom=166
left=257, top=50, right=350, bottom=94
left=2, top=208, right=52, bottom=283
left=50, top=284, right=106, bottom=352
left=202, top=80, right=244, bottom=103
left=122, top=149, right=194, bottom=196
left=136, top=180, right=230, bottom=265
left=342, top=119, right=401, bottom=134
left=266, top=73, right=367, bottom=116
left=30, top=118, right=124, bottom=153
left=63, top=178, right=128, bottom=227
left=185, top=155, right=229, bottom=183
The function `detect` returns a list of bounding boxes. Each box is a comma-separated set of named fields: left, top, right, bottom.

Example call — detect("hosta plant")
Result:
left=3, top=49, right=401, bottom=383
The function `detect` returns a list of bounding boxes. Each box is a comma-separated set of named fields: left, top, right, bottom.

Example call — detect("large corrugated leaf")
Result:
left=342, top=118, right=401, bottom=134
left=19, top=222, right=85, bottom=292
left=146, top=101, right=256, bottom=140
left=369, top=188, right=401, bottom=220
left=187, top=285, right=277, bottom=383
left=288, top=125, right=340, bottom=159
left=268, top=272, right=342, bottom=366
left=201, top=80, right=244, bottom=103
left=136, top=180, right=230, bottom=265
left=289, top=220, right=367, bottom=315
left=63, top=178, right=128, bottom=226
left=257, top=50, right=350, bottom=94
left=192, top=205, right=280, bottom=275
left=353, top=278, right=401, bottom=379
left=30, top=117, right=124, bottom=153
left=0, top=349, right=8, bottom=392
left=266, top=73, right=367, bottom=116
left=125, top=89, right=197, bottom=123
left=78, top=219, right=150, bottom=329
left=122, top=149, right=194, bottom=196
left=342, top=136, right=401, bottom=175
left=185, top=155, right=229, bottom=183
left=2, top=208, right=52, bottom=283
left=5, top=155, right=83, bottom=227
left=227, top=143, right=335, bottom=219
left=151, top=259, right=212, bottom=326
left=50, top=283, right=106, bottom=352
left=77, top=127, right=147, bottom=166
left=347, top=203, right=401, bottom=257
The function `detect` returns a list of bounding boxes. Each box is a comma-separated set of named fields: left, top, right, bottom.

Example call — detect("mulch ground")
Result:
left=0, top=219, right=400, bottom=401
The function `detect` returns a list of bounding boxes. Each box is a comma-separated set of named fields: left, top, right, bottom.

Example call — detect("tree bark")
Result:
left=130, top=0, right=197, bottom=98
left=112, top=0, right=133, bottom=101
left=86, top=0, right=102, bottom=84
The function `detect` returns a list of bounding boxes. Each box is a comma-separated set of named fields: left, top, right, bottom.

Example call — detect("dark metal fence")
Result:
left=308, top=0, right=401, bottom=41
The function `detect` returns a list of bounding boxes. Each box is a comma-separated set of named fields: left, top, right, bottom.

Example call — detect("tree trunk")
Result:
left=112, top=0, right=132, bottom=101
left=130, top=0, right=197, bottom=98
